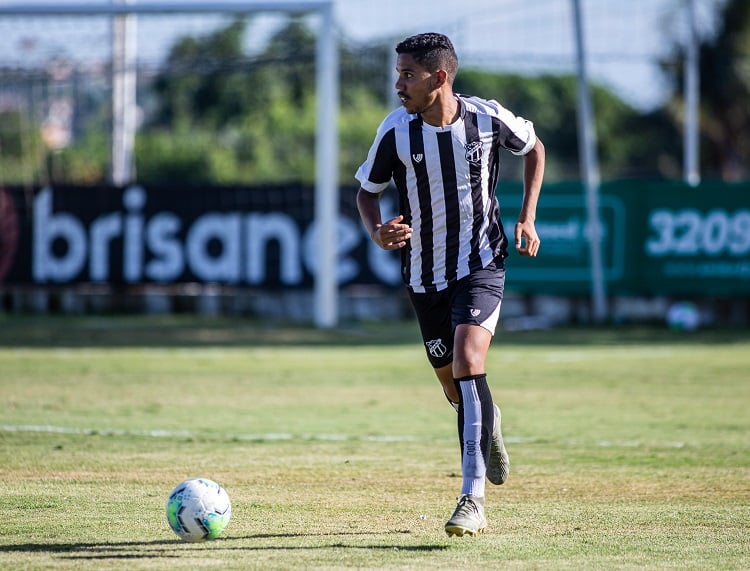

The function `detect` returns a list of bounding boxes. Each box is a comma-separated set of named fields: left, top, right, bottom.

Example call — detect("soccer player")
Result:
left=355, top=32, right=545, bottom=537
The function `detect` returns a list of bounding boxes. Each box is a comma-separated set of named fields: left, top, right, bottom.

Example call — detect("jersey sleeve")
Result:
left=355, top=120, right=399, bottom=194
left=486, top=98, right=537, bottom=156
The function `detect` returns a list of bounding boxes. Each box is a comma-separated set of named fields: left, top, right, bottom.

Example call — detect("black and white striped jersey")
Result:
left=356, top=94, right=537, bottom=293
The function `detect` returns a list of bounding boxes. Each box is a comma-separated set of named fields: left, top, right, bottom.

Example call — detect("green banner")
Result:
left=500, top=180, right=750, bottom=296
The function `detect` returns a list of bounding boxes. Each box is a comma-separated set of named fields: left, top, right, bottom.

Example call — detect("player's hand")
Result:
left=515, top=219, right=541, bottom=257
left=371, top=215, right=412, bottom=250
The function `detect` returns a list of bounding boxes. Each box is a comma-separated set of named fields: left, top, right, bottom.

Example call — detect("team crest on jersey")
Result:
left=426, top=339, right=447, bottom=358
left=412, top=153, right=424, bottom=163
left=464, top=141, right=483, bottom=164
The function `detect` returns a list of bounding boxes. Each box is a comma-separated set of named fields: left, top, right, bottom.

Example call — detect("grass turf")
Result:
left=0, top=315, right=748, bottom=569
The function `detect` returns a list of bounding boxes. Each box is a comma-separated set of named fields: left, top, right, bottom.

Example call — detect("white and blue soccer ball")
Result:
left=166, top=478, right=232, bottom=542
left=666, top=301, right=701, bottom=332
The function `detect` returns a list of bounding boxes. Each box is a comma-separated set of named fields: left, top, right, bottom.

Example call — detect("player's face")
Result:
left=395, top=54, right=439, bottom=115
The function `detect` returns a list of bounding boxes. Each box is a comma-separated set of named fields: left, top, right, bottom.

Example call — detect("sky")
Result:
left=334, top=0, right=724, bottom=110
left=0, top=0, right=725, bottom=111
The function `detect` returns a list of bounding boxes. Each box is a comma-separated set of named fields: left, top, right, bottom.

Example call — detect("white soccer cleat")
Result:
left=444, top=494, right=487, bottom=537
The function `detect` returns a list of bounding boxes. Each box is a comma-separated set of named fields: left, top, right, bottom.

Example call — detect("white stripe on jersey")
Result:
left=421, top=127, right=446, bottom=284
left=475, top=111, right=496, bottom=271
left=450, top=124, right=474, bottom=282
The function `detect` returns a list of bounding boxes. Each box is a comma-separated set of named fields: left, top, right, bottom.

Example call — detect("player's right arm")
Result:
left=355, top=111, right=412, bottom=251
left=356, top=189, right=412, bottom=251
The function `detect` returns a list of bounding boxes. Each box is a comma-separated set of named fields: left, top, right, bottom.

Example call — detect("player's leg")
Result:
left=407, top=288, right=456, bottom=402
left=452, top=325, right=495, bottom=500
left=445, top=261, right=508, bottom=536
left=452, top=323, right=493, bottom=378
left=445, top=364, right=493, bottom=537
left=435, top=364, right=458, bottom=410
left=450, top=260, right=509, bottom=485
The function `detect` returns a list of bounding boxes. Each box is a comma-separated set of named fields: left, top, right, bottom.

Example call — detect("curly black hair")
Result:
left=395, top=32, right=458, bottom=81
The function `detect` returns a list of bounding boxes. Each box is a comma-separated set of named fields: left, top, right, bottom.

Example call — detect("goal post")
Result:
left=0, top=1, right=340, bottom=328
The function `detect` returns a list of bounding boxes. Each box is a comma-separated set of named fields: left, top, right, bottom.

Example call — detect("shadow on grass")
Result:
left=0, top=533, right=448, bottom=560
left=0, top=314, right=746, bottom=348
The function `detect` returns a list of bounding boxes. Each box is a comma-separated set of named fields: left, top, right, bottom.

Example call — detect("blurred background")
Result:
left=0, top=0, right=747, bottom=329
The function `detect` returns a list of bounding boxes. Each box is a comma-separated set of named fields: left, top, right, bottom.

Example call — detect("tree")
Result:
left=454, top=70, right=680, bottom=180
left=142, top=17, right=391, bottom=185
left=139, top=17, right=686, bottom=186
left=0, top=108, right=46, bottom=185
left=663, top=0, right=750, bottom=180
left=151, top=18, right=251, bottom=130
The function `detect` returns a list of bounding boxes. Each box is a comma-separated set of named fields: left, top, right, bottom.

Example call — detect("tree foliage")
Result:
left=2, top=6, right=747, bottom=186
left=140, top=17, right=686, bottom=185
left=454, top=71, right=681, bottom=180
left=141, top=17, right=389, bottom=185
left=663, top=0, right=750, bottom=180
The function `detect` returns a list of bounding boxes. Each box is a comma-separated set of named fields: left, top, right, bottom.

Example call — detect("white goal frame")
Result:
left=0, top=1, right=340, bottom=329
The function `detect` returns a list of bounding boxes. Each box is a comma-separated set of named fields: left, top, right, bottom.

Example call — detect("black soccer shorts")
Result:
left=407, top=259, right=505, bottom=369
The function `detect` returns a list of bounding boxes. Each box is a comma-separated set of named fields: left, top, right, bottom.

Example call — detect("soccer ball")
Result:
left=666, top=301, right=700, bottom=332
left=166, top=478, right=232, bottom=542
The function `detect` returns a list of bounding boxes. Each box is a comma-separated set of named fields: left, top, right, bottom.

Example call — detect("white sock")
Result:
left=455, top=375, right=493, bottom=498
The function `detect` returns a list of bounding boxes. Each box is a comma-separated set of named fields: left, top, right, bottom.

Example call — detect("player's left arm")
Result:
left=515, top=137, right=545, bottom=257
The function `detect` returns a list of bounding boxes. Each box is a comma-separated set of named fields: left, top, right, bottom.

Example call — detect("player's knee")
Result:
left=452, top=351, right=485, bottom=377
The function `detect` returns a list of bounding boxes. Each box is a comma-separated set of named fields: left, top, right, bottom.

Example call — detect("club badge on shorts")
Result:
left=426, top=339, right=447, bottom=358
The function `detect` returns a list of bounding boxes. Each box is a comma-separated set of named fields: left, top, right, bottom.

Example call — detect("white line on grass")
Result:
left=0, top=424, right=686, bottom=448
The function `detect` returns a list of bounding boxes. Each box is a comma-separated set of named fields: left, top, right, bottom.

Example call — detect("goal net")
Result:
left=0, top=1, right=339, bottom=327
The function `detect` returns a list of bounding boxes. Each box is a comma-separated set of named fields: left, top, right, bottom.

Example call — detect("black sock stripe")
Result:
left=454, top=374, right=494, bottom=464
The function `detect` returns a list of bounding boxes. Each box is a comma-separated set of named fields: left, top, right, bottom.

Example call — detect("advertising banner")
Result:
left=500, top=181, right=626, bottom=294
left=1, top=181, right=748, bottom=296
left=612, top=180, right=750, bottom=296
left=0, top=184, right=401, bottom=289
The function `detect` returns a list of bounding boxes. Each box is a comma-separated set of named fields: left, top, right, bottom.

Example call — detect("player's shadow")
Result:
left=0, top=534, right=448, bottom=560
left=0, top=540, right=180, bottom=561
left=237, top=532, right=449, bottom=552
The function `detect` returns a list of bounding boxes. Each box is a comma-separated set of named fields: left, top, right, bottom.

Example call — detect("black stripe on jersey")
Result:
left=497, top=121, right=530, bottom=154
left=437, top=131, right=459, bottom=284
left=463, top=110, right=485, bottom=271
left=409, top=117, right=434, bottom=287
left=368, top=128, right=398, bottom=185
left=392, top=157, right=412, bottom=284
left=489, top=120, right=508, bottom=259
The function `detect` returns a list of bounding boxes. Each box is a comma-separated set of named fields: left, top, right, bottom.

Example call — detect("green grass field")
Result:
left=1, top=315, right=748, bottom=570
